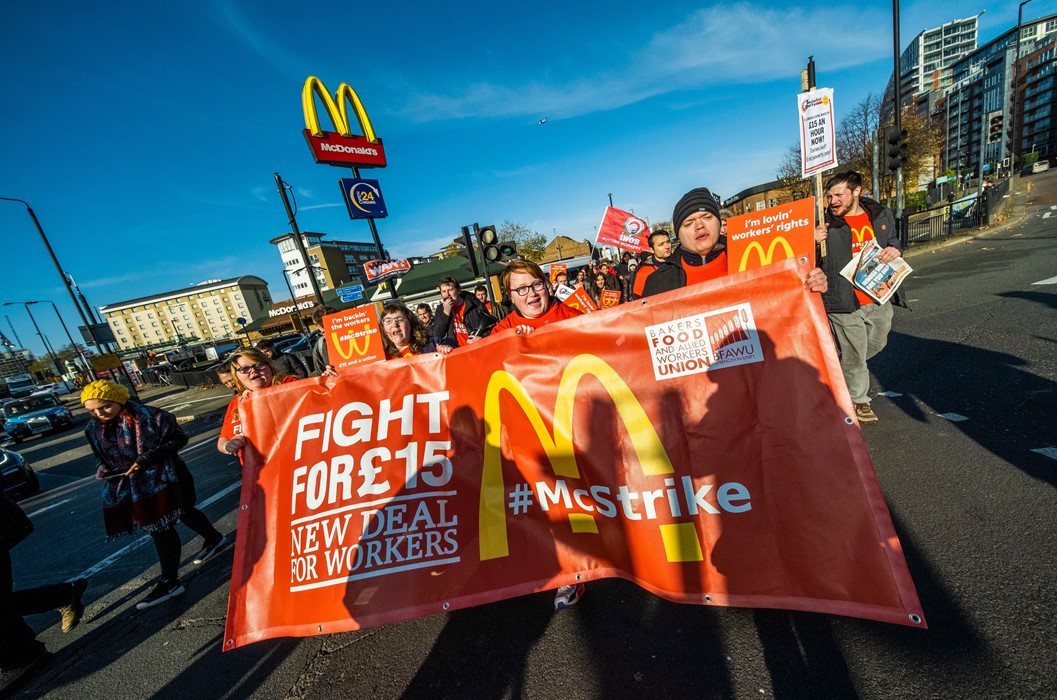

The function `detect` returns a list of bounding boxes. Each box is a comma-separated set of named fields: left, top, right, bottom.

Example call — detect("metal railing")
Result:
left=902, top=178, right=1011, bottom=248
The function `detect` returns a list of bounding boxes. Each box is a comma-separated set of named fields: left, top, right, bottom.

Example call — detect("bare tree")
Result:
left=498, top=220, right=547, bottom=262
left=837, top=93, right=881, bottom=176
left=775, top=143, right=813, bottom=201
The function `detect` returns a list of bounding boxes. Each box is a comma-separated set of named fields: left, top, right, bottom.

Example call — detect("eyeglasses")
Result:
left=381, top=316, right=407, bottom=328
left=510, top=280, right=547, bottom=297
left=235, top=363, right=269, bottom=376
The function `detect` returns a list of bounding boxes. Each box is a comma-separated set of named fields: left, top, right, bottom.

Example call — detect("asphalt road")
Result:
left=5, top=174, right=1057, bottom=698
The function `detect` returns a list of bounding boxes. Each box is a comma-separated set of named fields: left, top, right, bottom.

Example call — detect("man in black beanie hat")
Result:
left=641, top=187, right=827, bottom=297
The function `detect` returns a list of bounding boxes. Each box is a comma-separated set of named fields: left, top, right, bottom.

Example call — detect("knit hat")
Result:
left=80, top=379, right=129, bottom=406
left=673, top=188, right=721, bottom=232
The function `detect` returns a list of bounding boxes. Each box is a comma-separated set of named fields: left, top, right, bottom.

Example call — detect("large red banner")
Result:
left=224, top=259, right=925, bottom=648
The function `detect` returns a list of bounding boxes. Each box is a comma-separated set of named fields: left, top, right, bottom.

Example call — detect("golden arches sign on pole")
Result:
left=300, top=76, right=387, bottom=168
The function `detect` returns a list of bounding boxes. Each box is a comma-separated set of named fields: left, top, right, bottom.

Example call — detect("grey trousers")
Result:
left=828, top=302, right=894, bottom=404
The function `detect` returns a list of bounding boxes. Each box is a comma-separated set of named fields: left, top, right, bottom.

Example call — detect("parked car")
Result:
left=30, top=381, right=71, bottom=402
left=0, top=395, right=75, bottom=443
left=1031, top=159, right=1050, bottom=174
left=0, top=446, right=39, bottom=497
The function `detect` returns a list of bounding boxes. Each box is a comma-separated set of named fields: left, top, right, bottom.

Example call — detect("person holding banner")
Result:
left=814, top=171, right=906, bottom=424
left=588, top=271, right=623, bottom=307
left=490, top=260, right=584, bottom=337
left=217, top=348, right=299, bottom=459
left=379, top=303, right=456, bottom=359
left=433, top=277, right=498, bottom=347
left=642, top=187, right=827, bottom=297
left=81, top=380, right=226, bottom=610
left=310, top=306, right=338, bottom=376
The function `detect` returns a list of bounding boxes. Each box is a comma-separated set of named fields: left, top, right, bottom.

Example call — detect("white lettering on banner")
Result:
left=320, top=143, right=379, bottom=155
left=728, top=210, right=812, bottom=242
left=645, top=304, right=763, bottom=380
left=532, top=477, right=752, bottom=521
left=285, top=391, right=458, bottom=592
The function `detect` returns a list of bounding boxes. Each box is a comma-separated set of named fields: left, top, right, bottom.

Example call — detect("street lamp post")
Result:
left=280, top=268, right=308, bottom=335
left=0, top=197, right=137, bottom=397
left=29, top=300, right=93, bottom=380
left=1014, top=0, right=1035, bottom=167
left=3, top=301, right=63, bottom=377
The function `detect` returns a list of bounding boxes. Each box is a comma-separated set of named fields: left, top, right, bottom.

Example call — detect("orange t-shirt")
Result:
left=844, top=211, right=876, bottom=306
left=683, top=250, right=729, bottom=286
left=491, top=299, right=584, bottom=334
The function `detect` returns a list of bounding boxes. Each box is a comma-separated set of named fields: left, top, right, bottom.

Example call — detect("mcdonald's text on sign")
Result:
left=725, top=198, right=816, bottom=273
left=302, top=76, right=387, bottom=168
left=798, top=87, right=837, bottom=177
left=225, top=259, right=926, bottom=649
left=323, top=306, right=385, bottom=371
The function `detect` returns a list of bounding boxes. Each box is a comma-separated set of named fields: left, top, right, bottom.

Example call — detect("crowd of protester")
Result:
left=1, top=174, right=902, bottom=678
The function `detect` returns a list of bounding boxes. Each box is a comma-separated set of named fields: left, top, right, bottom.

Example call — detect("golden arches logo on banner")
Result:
left=330, top=327, right=373, bottom=360
left=479, top=354, right=682, bottom=561
left=737, top=237, right=795, bottom=272
left=302, top=76, right=378, bottom=142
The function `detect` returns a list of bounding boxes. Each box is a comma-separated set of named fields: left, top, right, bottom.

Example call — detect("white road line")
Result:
left=937, top=412, right=969, bottom=422
left=877, top=391, right=903, bottom=397
left=1032, top=447, right=1057, bottom=460
left=1043, top=212, right=1053, bottom=219
left=70, top=481, right=242, bottom=582
left=26, top=498, right=72, bottom=518
left=1031, top=275, right=1057, bottom=285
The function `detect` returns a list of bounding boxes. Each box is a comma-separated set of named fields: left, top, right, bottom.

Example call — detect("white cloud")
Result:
left=398, top=2, right=889, bottom=122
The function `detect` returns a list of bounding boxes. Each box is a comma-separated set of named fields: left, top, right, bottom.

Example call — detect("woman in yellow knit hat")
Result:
left=81, top=380, right=227, bottom=610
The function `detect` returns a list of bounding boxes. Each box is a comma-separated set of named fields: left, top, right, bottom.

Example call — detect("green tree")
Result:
left=499, top=220, right=547, bottom=262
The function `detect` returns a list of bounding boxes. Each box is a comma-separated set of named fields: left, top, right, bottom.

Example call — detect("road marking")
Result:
left=1032, top=447, right=1057, bottom=460
left=937, top=412, right=969, bottom=422
left=70, top=481, right=242, bottom=582
left=168, top=403, right=192, bottom=412
left=877, top=391, right=903, bottom=397
left=26, top=498, right=72, bottom=518
left=1031, top=275, right=1057, bottom=285
left=1043, top=212, right=1052, bottom=218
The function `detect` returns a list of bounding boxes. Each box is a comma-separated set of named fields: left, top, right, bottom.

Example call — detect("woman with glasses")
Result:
left=216, top=348, right=299, bottom=459
left=490, top=260, right=584, bottom=337
left=379, top=303, right=455, bottom=359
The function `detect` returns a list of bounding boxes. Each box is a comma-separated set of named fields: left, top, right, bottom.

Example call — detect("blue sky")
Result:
left=0, top=0, right=1034, bottom=356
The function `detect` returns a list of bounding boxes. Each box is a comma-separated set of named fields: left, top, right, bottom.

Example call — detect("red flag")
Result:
left=595, top=206, right=650, bottom=252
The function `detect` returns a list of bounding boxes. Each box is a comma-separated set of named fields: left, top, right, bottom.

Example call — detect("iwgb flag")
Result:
left=224, top=259, right=925, bottom=649
left=595, top=206, right=650, bottom=253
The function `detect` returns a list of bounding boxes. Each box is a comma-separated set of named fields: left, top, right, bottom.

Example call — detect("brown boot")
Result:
left=60, top=578, right=88, bottom=633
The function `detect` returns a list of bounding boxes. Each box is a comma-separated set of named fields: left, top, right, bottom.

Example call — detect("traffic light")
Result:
left=989, top=114, right=1004, bottom=143
left=477, top=224, right=518, bottom=264
left=886, top=126, right=908, bottom=173
left=458, top=226, right=480, bottom=276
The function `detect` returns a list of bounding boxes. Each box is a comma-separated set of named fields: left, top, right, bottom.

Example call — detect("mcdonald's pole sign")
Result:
left=302, top=76, right=387, bottom=168
left=725, top=198, right=816, bottom=273
left=224, top=259, right=926, bottom=648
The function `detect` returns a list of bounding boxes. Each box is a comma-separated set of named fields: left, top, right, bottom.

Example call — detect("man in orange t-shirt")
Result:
left=814, top=170, right=905, bottom=424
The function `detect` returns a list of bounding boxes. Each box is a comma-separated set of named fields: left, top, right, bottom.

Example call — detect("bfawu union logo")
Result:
left=645, top=303, right=763, bottom=380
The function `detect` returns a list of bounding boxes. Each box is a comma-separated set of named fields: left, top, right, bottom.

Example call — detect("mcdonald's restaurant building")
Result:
left=99, top=276, right=272, bottom=352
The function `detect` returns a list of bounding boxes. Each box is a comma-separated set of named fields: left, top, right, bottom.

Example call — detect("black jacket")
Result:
left=272, top=351, right=308, bottom=379
left=432, top=291, right=497, bottom=344
left=819, top=198, right=907, bottom=313
left=640, top=241, right=727, bottom=298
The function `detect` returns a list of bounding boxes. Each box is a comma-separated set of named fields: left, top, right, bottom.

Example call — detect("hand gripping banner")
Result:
left=224, top=259, right=925, bottom=648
